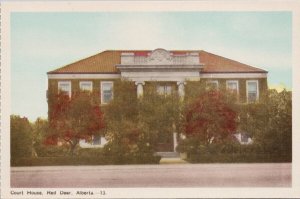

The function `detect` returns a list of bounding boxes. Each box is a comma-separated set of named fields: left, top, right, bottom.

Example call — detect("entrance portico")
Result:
left=116, top=48, right=204, bottom=152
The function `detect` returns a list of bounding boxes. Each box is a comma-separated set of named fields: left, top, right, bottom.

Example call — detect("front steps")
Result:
left=156, top=152, right=188, bottom=164
left=159, top=157, right=188, bottom=164
left=155, top=152, right=179, bottom=158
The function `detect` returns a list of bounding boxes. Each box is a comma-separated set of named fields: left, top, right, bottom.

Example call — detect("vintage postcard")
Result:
left=1, top=0, right=300, bottom=198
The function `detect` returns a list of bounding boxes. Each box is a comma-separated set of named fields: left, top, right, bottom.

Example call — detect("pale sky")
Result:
left=11, top=12, right=292, bottom=121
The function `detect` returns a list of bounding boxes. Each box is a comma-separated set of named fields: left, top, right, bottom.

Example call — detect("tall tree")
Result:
left=10, top=115, right=33, bottom=160
left=48, top=91, right=105, bottom=155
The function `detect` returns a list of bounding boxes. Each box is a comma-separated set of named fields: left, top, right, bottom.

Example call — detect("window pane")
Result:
left=248, top=82, right=257, bottom=92
left=80, top=82, right=92, bottom=91
left=102, top=83, right=112, bottom=91
left=165, top=86, right=172, bottom=95
left=58, top=82, right=71, bottom=96
left=59, top=84, right=69, bottom=92
left=157, top=86, right=165, bottom=95
left=93, top=135, right=101, bottom=145
left=207, top=81, right=218, bottom=90
left=157, top=85, right=172, bottom=95
left=227, top=82, right=237, bottom=91
left=103, top=91, right=112, bottom=103
left=227, top=82, right=238, bottom=99
left=241, top=133, right=249, bottom=143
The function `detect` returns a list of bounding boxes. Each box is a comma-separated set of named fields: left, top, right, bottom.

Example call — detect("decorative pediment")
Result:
left=148, top=48, right=172, bottom=65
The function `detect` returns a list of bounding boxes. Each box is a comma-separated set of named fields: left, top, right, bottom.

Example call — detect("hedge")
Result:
left=11, top=154, right=161, bottom=167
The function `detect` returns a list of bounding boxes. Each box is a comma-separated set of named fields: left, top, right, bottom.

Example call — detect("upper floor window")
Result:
left=226, top=80, right=239, bottom=99
left=101, top=81, right=113, bottom=104
left=206, top=80, right=219, bottom=90
left=157, top=85, right=173, bottom=96
left=79, top=81, right=93, bottom=92
left=246, top=80, right=259, bottom=103
left=58, top=81, right=71, bottom=97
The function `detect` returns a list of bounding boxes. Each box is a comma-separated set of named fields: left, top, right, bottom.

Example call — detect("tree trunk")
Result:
left=69, top=139, right=79, bottom=156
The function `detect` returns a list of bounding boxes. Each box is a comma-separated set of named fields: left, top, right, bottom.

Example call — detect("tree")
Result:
left=256, top=89, right=292, bottom=156
left=10, top=115, right=33, bottom=160
left=138, top=83, right=181, bottom=151
left=103, top=80, right=181, bottom=158
left=48, top=91, right=105, bottom=156
left=103, top=80, right=142, bottom=161
left=32, top=118, right=48, bottom=146
left=183, top=90, right=237, bottom=145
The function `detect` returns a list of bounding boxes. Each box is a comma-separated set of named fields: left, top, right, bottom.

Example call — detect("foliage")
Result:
left=178, top=88, right=292, bottom=163
left=32, top=118, right=49, bottom=156
left=34, top=145, right=68, bottom=157
left=11, top=156, right=110, bottom=166
left=139, top=83, right=181, bottom=151
left=10, top=115, right=33, bottom=160
left=103, top=80, right=141, bottom=159
left=103, top=80, right=180, bottom=160
left=256, top=89, right=292, bottom=155
left=183, top=89, right=237, bottom=144
left=48, top=91, right=105, bottom=155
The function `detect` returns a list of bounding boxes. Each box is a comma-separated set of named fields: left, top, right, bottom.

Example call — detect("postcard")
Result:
left=1, top=0, right=300, bottom=198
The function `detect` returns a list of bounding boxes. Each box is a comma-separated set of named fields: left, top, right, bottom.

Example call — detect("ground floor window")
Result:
left=157, top=84, right=173, bottom=96
left=92, top=135, right=101, bottom=145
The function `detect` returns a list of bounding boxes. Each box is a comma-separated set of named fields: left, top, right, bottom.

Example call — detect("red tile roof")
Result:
left=48, top=50, right=267, bottom=74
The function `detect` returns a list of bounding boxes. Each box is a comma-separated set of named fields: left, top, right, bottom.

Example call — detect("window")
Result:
left=92, top=135, right=101, bottom=145
left=58, top=81, right=71, bottom=97
left=206, top=80, right=219, bottom=90
left=247, top=80, right=259, bottom=103
left=157, top=85, right=172, bottom=96
left=80, top=81, right=93, bottom=91
left=241, top=133, right=249, bottom=143
left=226, top=80, right=239, bottom=99
left=101, top=81, right=113, bottom=104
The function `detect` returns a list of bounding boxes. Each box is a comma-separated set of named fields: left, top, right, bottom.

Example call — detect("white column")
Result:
left=177, top=81, right=186, bottom=99
left=135, top=81, right=145, bottom=98
left=173, top=132, right=178, bottom=152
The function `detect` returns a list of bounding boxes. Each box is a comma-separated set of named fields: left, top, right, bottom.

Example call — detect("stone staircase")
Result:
left=155, top=152, right=180, bottom=158
left=155, top=152, right=188, bottom=164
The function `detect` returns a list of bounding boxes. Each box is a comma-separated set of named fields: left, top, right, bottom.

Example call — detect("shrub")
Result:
left=34, top=144, right=68, bottom=157
left=11, top=156, right=110, bottom=166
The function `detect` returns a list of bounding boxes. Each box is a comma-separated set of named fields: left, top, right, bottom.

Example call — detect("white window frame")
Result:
left=206, top=80, right=219, bottom=90
left=101, top=81, right=113, bottom=105
left=79, top=81, right=93, bottom=92
left=58, top=81, right=71, bottom=97
left=246, top=80, right=259, bottom=103
left=226, top=80, right=239, bottom=97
